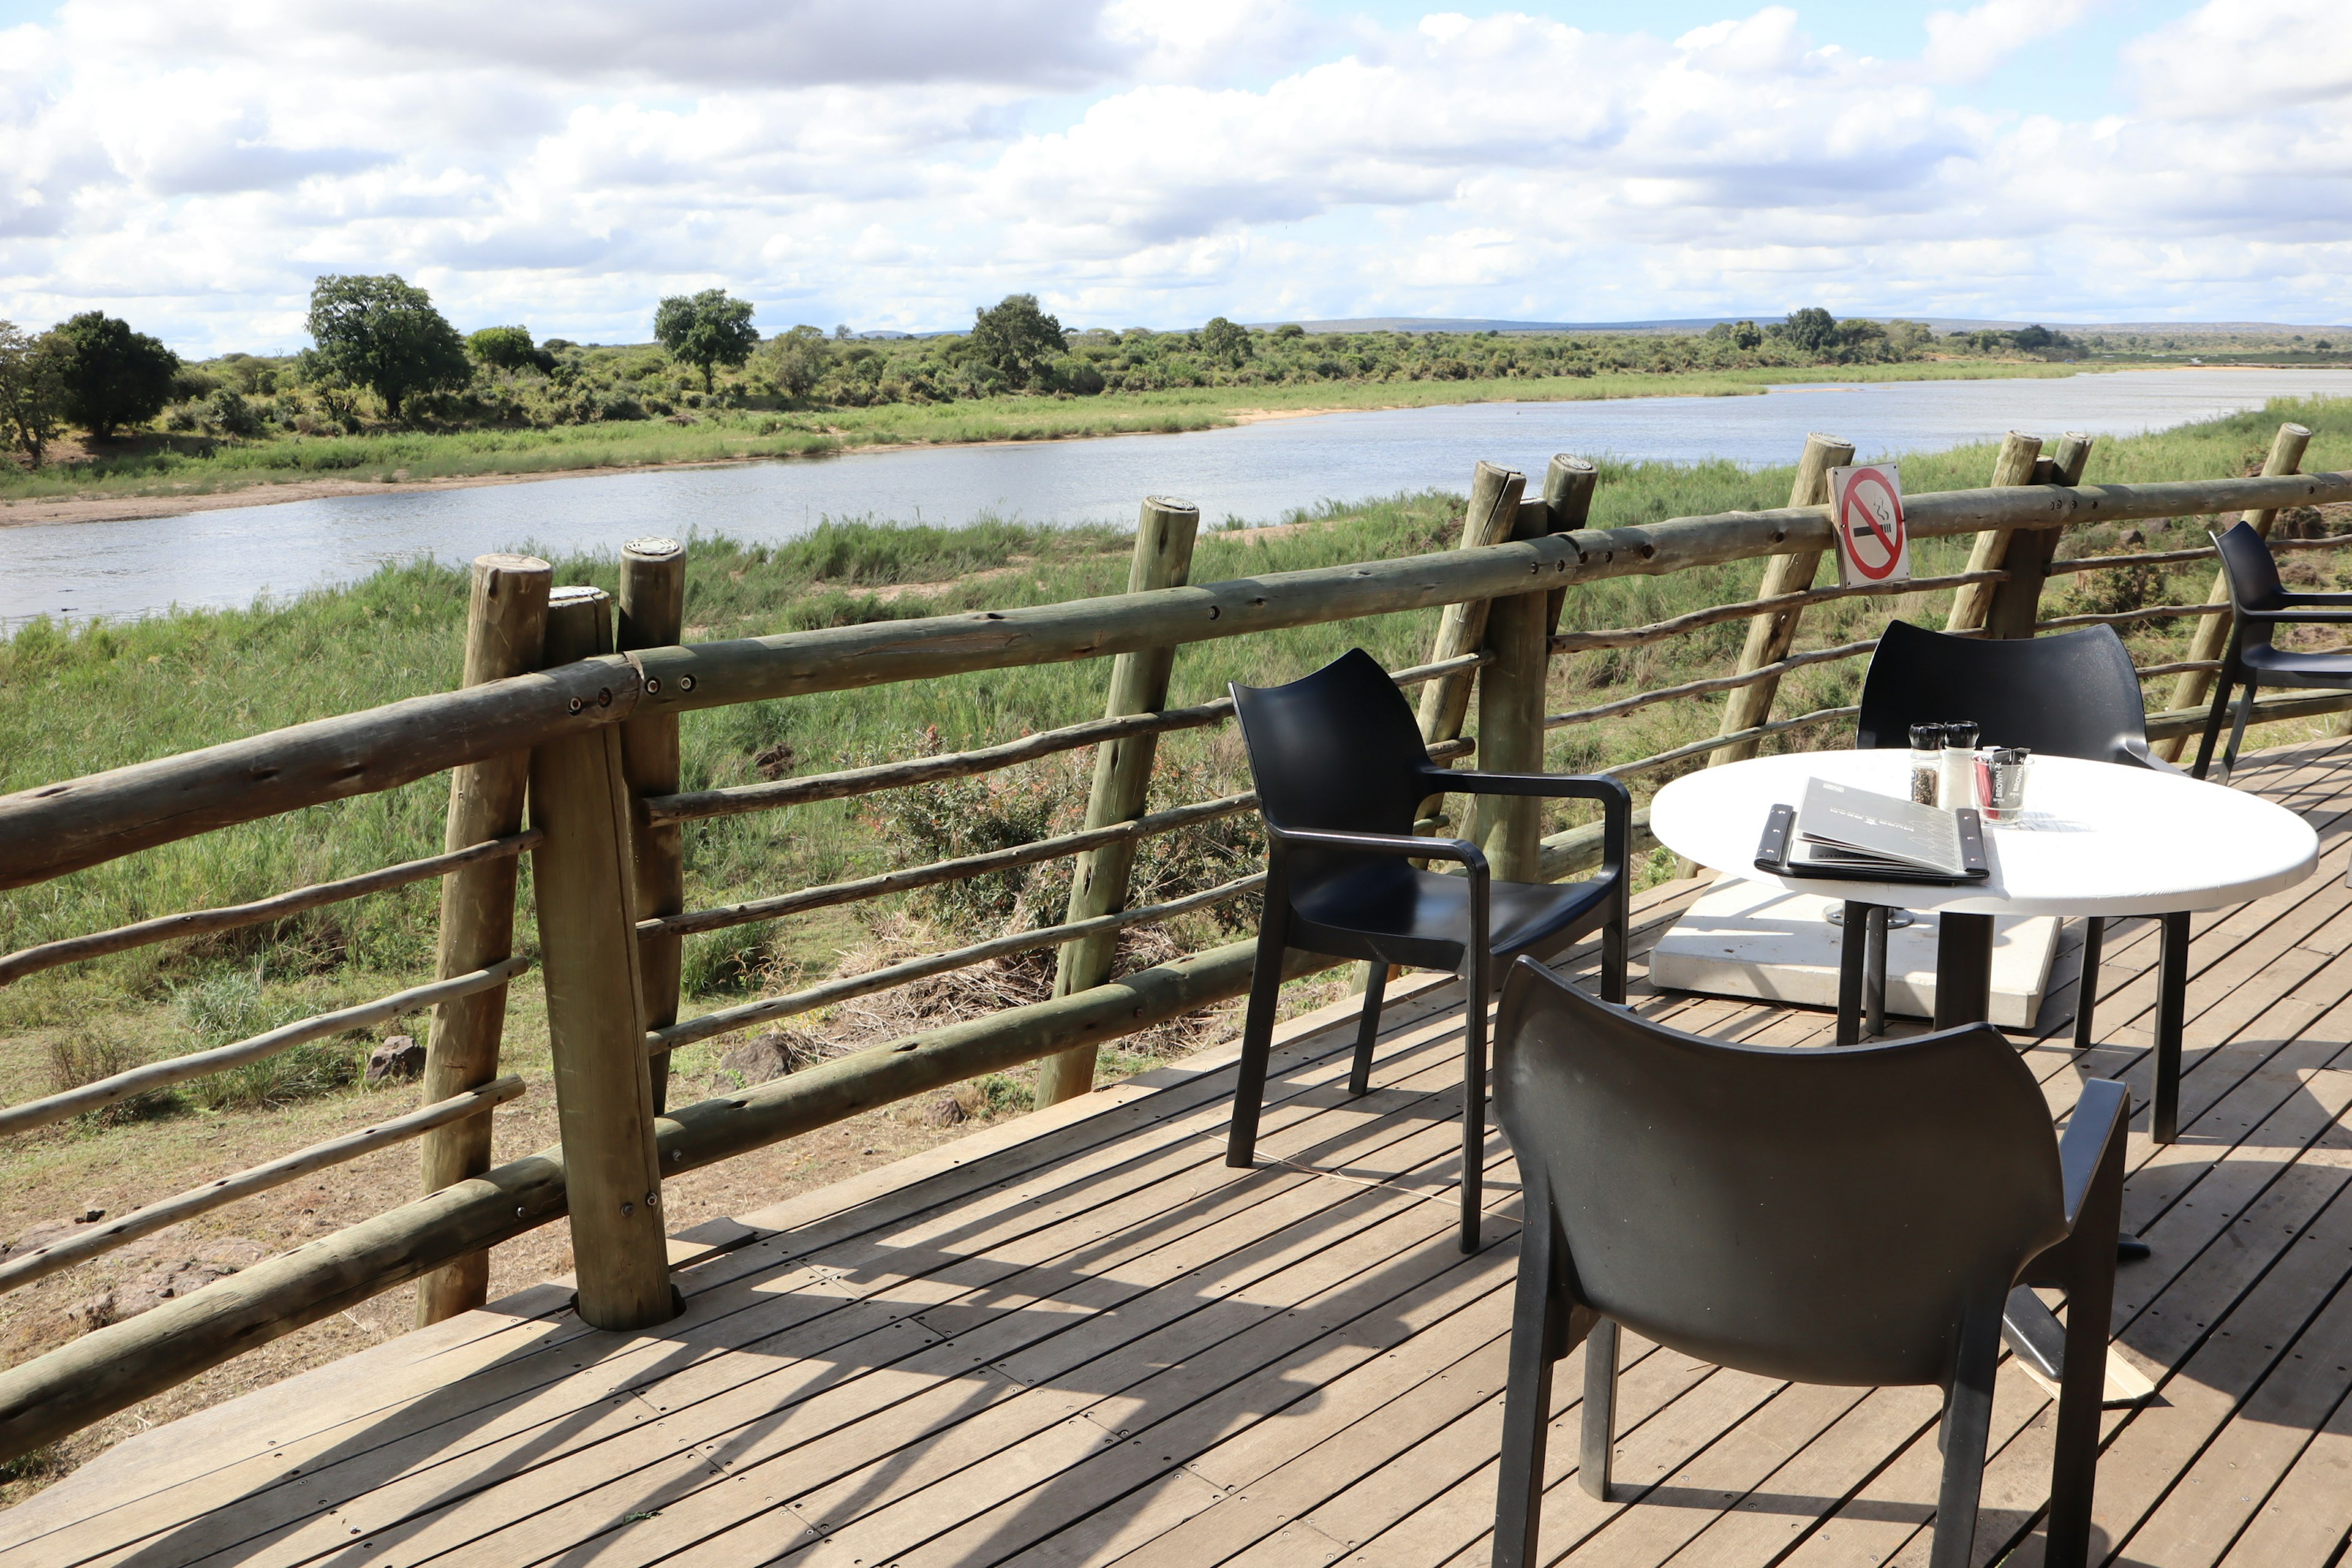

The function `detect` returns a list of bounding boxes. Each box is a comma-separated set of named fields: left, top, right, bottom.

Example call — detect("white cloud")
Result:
left=1, top=1, right=2348, bottom=352
left=1922, top=0, right=2103, bottom=85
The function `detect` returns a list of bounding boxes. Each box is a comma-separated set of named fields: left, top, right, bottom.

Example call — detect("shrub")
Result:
left=205, top=388, right=263, bottom=437
left=55, top=311, right=180, bottom=438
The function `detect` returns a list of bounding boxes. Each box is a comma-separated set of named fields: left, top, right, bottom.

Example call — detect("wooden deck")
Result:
left=10, top=736, right=2352, bottom=1568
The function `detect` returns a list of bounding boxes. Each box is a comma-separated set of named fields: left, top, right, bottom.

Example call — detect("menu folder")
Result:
left=1756, top=801, right=1990, bottom=885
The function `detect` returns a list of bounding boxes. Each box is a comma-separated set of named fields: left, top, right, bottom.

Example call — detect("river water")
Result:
left=6, top=367, right=2348, bottom=630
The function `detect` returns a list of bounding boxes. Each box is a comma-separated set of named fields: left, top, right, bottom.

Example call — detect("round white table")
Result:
left=1651, top=750, right=2317, bottom=1140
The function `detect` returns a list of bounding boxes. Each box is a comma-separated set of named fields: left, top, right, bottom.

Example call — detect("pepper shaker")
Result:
left=1908, top=724, right=1943, bottom=805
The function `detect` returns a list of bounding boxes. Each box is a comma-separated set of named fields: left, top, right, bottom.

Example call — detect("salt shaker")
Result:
left=1908, top=724, right=1943, bottom=805
left=1939, top=722, right=1978, bottom=809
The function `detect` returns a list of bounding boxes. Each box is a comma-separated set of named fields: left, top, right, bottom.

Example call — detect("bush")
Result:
left=598, top=393, right=649, bottom=422
left=55, top=311, right=180, bottom=438
left=205, top=388, right=263, bottom=437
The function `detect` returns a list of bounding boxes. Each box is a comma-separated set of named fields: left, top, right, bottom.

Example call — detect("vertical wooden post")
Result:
left=415, top=554, right=551, bottom=1327
left=1945, top=432, right=2048, bottom=633
left=1468, top=455, right=1597, bottom=881
left=1034, top=497, right=1202, bottom=1109
left=1414, top=462, right=1528, bottom=830
left=617, top=538, right=687, bottom=1116
left=1698, top=434, right=1855, bottom=767
left=2157, top=421, right=2313, bottom=759
left=1541, top=455, right=1599, bottom=639
left=529, top=586, right=677, bottom=1330
left=1983, top=434, right=2094, bottom=640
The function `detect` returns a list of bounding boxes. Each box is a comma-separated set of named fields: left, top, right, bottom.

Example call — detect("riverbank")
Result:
left=0, top=360, right=2092, bottom=527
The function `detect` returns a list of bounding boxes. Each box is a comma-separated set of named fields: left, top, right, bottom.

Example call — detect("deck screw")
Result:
left=645, top=677, right=662, bottom=695
left=680, top=674, right=696, bottom=691
left=622, top=1201, right=635, bottom=1217
left=598, top=688, right=612, bottom=707
left=646, top=1191, right=659, bottom=1207
left=567, top=697, right=584, bottom=714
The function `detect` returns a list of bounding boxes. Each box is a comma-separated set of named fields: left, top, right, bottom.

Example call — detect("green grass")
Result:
left=3, top=393, right=2346, bottom=1090
left=0, top=360, right=2097, bottom=507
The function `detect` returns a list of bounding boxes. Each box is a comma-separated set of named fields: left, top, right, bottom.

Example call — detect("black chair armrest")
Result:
left=2237, top=605, right=2352, bottom=625
left=2280, top=589, right=2352, bottom=608
left=2057, top=1078, right=2132, bottom=1231
left=1268, top=823, right=1491, bottom=880
left=1436, top=770, right=1631, bottom=808
left=1428, top=771, right=1632, bottom=882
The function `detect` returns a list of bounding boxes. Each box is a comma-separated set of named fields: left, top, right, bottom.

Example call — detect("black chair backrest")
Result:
left=1493, top=960, right=2068, bottom=1387
left=1856, top=619, right=2155, bottom=765
left=1231, top=649, right=1433, bottom=839
left=2213, top=520, right=2286, bottom=649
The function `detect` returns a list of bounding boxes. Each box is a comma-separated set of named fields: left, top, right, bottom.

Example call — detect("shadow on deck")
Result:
left=9, top=736, right=2352, bottom=1568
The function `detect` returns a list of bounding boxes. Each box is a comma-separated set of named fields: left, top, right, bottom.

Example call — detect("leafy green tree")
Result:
left=2012, top=324, right=2054, bottom=352
left=468, top=325, right=548, bottom=373
left=1273, top=323, right=1305, bottom=341
left=653, top=289, right=760, bottom=393
left=968, top=294, right=1066, bottom=389
left=761, top=324, right=832, bottom=398
left=1781, top=307, right=1838, bottom=353
left=55, top=312, right=180, bottom=438
left=304, top=275, right=472, bottom=415
left=0, top=322, right=70, bottom=466
left=1199, top=316, right=1252, bottom=367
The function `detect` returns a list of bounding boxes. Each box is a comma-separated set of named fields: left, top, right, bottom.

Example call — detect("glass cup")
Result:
left=1976, top=748, right=2032, bottom=821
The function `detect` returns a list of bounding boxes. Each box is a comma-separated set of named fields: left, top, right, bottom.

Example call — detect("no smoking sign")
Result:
left=1830, top=462, right=1910, bottom=587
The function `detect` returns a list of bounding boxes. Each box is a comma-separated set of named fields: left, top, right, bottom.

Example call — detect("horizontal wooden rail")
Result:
left=9, top=472, right=2346, bottom=892
left=2035, top=602, right=2227, bottom=632
left=1549, top=570, right=2004, bottom=655
left=2135, top=660, right=2222, bottom=680
left=0, top=959, right=529, bottom=1138
left=1546, top=639, right=1879, bottom=731
left=2143, top=688, right=2352, bottom=742
left=0, top=1077, right=525, bottom=1295
left=0, top=658, right=635, bottom=892
left=652, top=872, right=1265, bottom=1052
left=641, top=652, right=1485, bottom=827
left=0, top=833, right=541, bottom=988
left=647, top=793, right=1257, bottom=940
left=2046, top=546, right=2220, bottom=576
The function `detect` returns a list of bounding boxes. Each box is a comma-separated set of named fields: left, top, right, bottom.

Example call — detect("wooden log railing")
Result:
left=2, top=432, right=2349, bottom=1461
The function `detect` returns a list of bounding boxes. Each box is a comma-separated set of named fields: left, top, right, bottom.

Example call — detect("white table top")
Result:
left=1649, top=750, right=2318, bottom=916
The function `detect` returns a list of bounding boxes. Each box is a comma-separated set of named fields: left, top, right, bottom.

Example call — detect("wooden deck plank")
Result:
left=9, top=742, right=2352, bottom=1568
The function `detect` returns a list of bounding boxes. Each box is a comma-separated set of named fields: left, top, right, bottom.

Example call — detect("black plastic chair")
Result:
left=2193, top=519, right=2352, bottom=783
left=1229, top=649, right=1632, bottom=1253
left=1489, top=958, right=2128, bottom=1568
left=1852, top=620, right=2178, bottom=1079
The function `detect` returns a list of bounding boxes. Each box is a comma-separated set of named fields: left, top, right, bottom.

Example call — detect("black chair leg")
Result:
left=1579, top=1317, right=1619, bottom=1501
left=2220, top=679, right=2259, bottom=782
left=2071, top=916, right=2105, bottom=1050
left=1226, top=910, right=1291, bottom=1169
left=1492, top=1179, right=1574, bottom=1568
left=1601, top=884, right=1629, bottom=1006
left=1461, top=946, right=1491, bottom=1253
left=1863, top=904, right=1890, bottom=1040
left=2192, top=673, right=2234, bottom=780
left=1836, top=901, right=1869, bottom=1046
left=2154, top=911, right=2190, bottom=1144
left=1348, top=962, right=1389, bottom=1098
left=1929, top=1304, right=2003, bottom=1568
left=2046, top=1098, right=2127, bottom=1568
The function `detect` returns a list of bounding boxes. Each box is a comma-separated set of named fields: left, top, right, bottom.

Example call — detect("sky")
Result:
left=1, top=0, right=2348, bottom=354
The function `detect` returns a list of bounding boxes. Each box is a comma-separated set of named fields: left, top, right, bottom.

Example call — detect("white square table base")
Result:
left=1649, top=875, right=2062, bottom=1029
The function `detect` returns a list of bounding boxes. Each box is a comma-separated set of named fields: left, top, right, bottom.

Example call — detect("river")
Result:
left=5, top=366, right=2348, bottom=630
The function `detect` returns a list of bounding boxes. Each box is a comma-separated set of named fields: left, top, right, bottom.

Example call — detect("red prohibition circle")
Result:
left=1839, top=470, right=1905, bottom=581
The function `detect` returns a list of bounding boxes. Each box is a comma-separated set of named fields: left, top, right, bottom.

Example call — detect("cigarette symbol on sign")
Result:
left=1837, top=467, right=1907, bottom=582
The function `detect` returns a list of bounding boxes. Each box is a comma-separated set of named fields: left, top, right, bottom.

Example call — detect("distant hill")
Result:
left=1243, top=315, right=2352, bottom=338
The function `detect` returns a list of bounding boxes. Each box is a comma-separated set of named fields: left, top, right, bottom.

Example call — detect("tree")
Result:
left=1200, top=315, right=1252, bottom=367
left=468, top=325, right=549, bottom=373
left=55, top=312, right=179, bottom=439
left=968, top=293, right=1066, bottom=389
left=304, top=274, right=472, bottom=415
left=0, top=322, right=70, bottom=467
left=653, top=289, right=760, bottom=393
left=1781, top=307, right=1839, bottom=353
left=761, top=324, right=832, bottom=398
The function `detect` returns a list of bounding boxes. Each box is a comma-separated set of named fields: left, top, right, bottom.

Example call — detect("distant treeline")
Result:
left=0, top=279, right=2125, bottom=464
